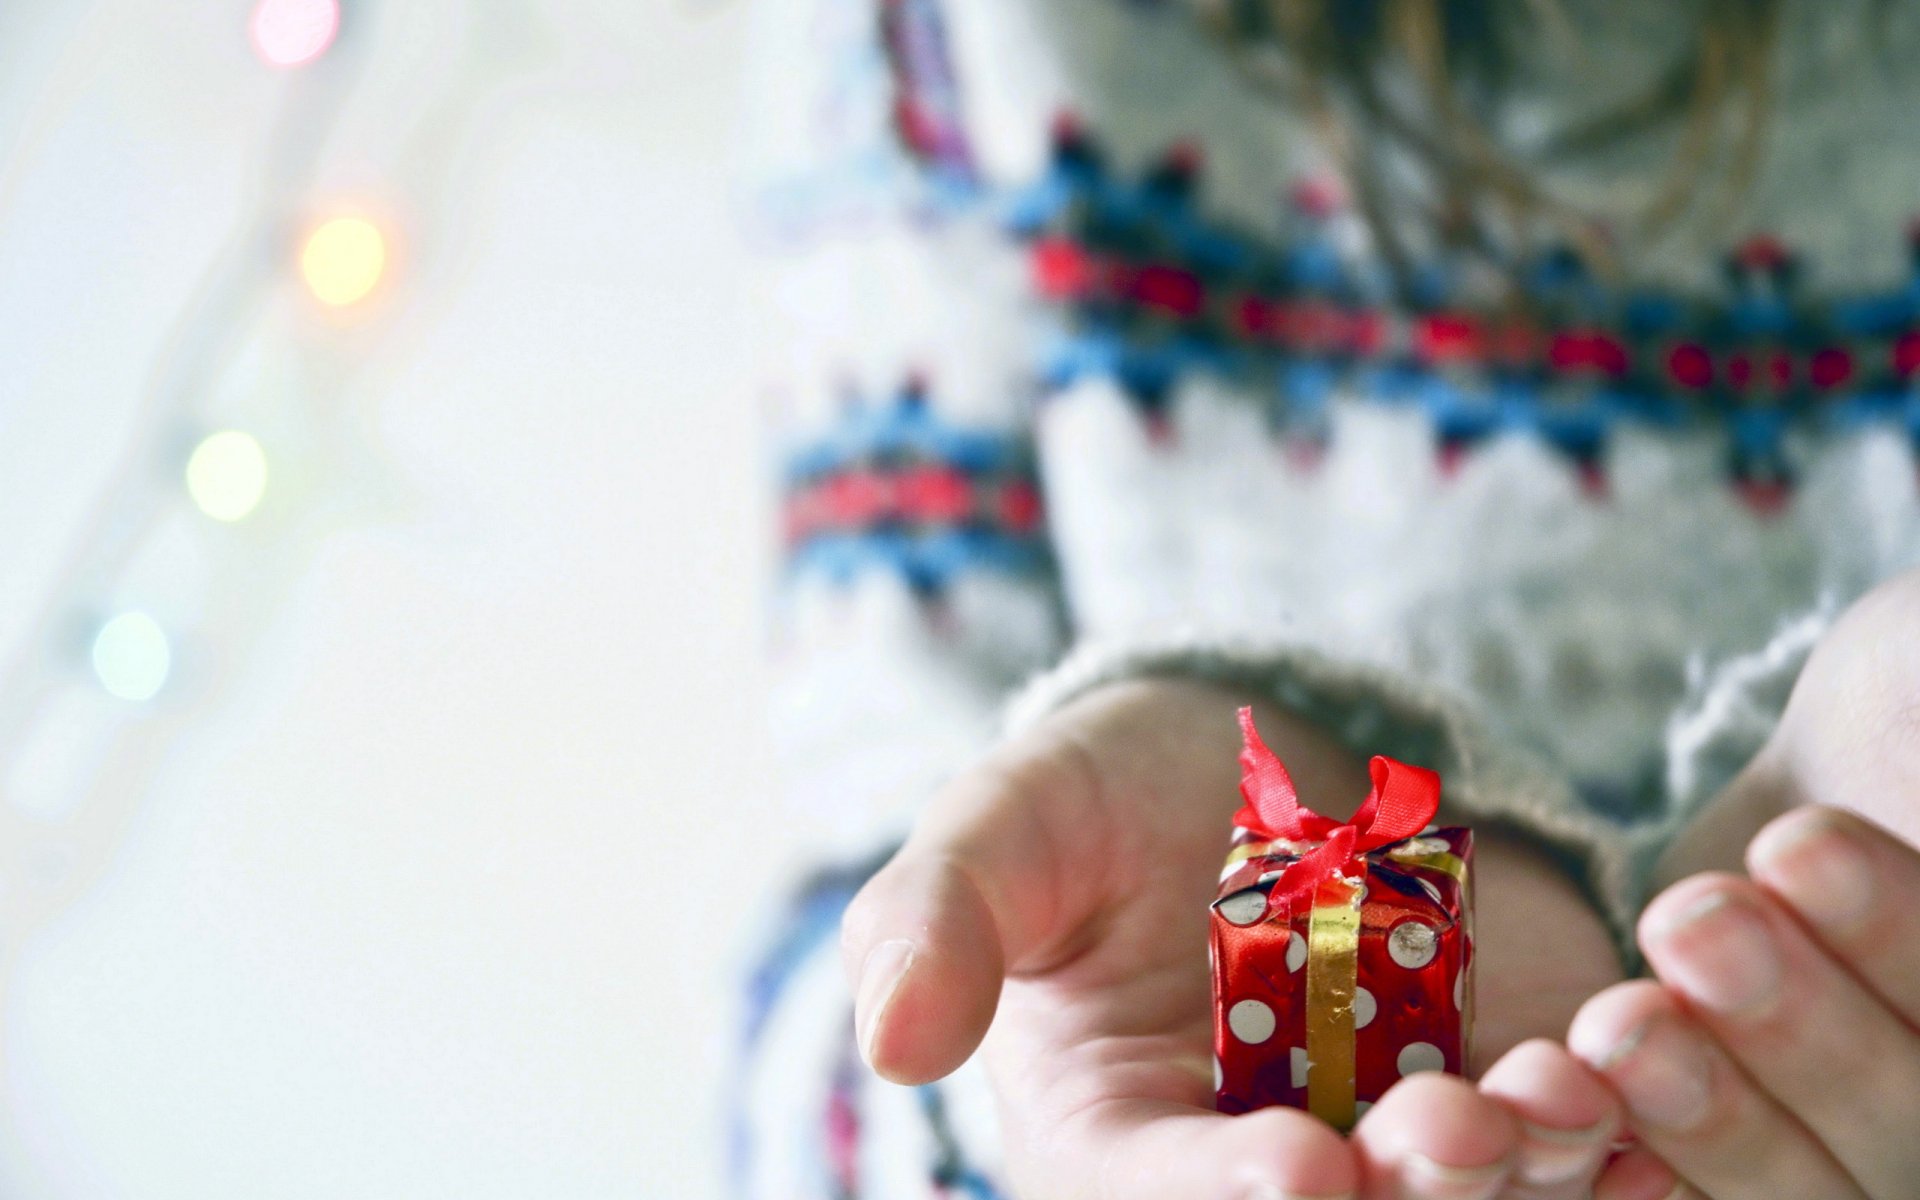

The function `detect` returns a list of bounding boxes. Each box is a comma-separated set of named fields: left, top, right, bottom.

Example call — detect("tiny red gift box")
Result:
left=1210, top=709, right=1473, bottom=1130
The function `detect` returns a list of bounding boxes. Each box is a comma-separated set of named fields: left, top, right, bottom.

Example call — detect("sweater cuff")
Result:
left=1625, top=604, right=1834, bottom=888
left=1658, top=606, right=1830, bottom=824
left=1004, top=632, right=1645, bottom=964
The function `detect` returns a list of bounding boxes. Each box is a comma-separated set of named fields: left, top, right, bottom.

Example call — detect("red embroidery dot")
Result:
left=1349, top=311, right=1387, bottom=356
left=1737, top=479, right=1793, bottom=516
left=1668, top=343, right=1713, bottom=390
left=1416, top=314, right=1483, bottom=364
left=998, top=481, right=1044, bottom=533
left=1550, top=332, right=1629, bottom=377
left=1236, top=296, right=1275, bottom=340
left=1164, top=139, right=1204, bottom=176
left=1290, top=175, right=1345, bottom=218
left=1734, top=233, right=1792, bottom=273
left=1031, top=238, right=1094, bottom=299
left=1810, top=347, right=1854, bottom=390
left=1893, top=332, right=1920, bottom=378
left=1130, top=263, right=1205, bottom=317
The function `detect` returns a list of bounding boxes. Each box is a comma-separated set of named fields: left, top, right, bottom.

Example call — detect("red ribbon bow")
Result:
left=1231, top=706, right=1442, bottom=904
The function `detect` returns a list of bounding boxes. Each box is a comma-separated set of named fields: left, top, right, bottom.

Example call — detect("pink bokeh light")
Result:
left=248, top=0, right=341, bottom=69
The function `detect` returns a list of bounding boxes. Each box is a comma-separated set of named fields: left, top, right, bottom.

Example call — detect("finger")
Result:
left=1476, top=1038, right=1622, bottom=1196
left=1568, top=980, right=1867, bottom=1199
left=1014, top=1098, right=1360, bottom=1200
left=839, top=726, right=1106, bottom=1084
left=1638, top=871, right=1920, bottom=1197
left=1748, top=806, right=1920, bottom=1026
left=1593, top=1146, right=1693, bottom=1200
left=1351, top=1071, right=1518, bottom=1200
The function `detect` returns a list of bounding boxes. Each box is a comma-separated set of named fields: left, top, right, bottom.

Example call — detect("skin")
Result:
left=841, top=569, right=1920, bottom=1200
left=1581, top=568, right=1920, bottom=1200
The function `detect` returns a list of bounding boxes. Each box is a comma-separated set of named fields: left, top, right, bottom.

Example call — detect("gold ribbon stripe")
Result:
left=1303, top=875, right=1361, bottom=1131
left=1387, top=848, right=1467, bottom=888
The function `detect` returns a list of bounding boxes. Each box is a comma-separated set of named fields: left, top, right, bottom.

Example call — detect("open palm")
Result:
left=841, top=678, right=1627, bottom=1199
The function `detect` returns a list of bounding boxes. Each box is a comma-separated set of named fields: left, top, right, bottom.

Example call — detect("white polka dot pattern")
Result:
left=1290, top=1046, right=1309, bottom=1088
left=1387, top=919, right=1439, bottom=969
left=1218, top=889, right=1268, bottom=926
left=1453, top=968, right=1464, bottom=1011
left=1229, top=999, right=1276, bottom=1044
left=1397, top=1041, right=1445, bottom=1077
left=1285, top=931, right=1306, bottom=972
left=1353, top=987, right=1375, bottom=1029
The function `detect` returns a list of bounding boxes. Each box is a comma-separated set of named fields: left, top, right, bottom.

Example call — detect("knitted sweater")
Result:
left=732, top=2, right=1920, bottom=1196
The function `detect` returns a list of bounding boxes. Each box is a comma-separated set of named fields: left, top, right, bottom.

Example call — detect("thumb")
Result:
left=839, top=731, right=1103, bottom=1085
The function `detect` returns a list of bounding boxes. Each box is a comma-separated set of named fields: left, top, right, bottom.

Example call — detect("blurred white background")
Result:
left=0, top=2, right=773, bottom=1196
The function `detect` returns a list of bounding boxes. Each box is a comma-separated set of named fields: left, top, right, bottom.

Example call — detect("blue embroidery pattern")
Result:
left=782, top=378, right=1050, bottom=594
left=1006, top=117, right=1920, bottom=510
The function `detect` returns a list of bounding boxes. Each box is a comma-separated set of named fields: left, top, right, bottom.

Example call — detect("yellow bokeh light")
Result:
left=92, top=612, right=171, bottom=702
left=186, top=430, right=269, bottom=522
left=300, top=216, right=386, bottom=307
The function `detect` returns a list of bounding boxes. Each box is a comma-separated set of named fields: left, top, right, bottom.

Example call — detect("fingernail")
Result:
left=1581, top=1016, right=1713, bottom=1132
left=1515, top=1116, right=1611, bottom=1185
left=1400, top=1153, right=1506, bottom=1200
left=854, top=939, right=914, bottom=1065
left=1643, top=890, right=1781, bottom=1017
left=1749, top=809, right=1874, bottom=936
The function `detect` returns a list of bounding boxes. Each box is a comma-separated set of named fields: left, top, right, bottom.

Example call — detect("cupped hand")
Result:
left=1578, top=569, right=1920, bottom=1200
left=839, top=678, right=1626, bottom=1200
left=1577, top=810, right=1920, bottom=1200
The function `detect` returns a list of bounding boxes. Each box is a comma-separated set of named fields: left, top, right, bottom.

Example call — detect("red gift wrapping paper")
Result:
left=1210, top=709, right=1474, bottom=1130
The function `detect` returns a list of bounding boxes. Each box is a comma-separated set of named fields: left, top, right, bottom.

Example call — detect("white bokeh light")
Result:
left=185, top=430, right=269, bottom=522
left=90, top=612, right=172, bottom=701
